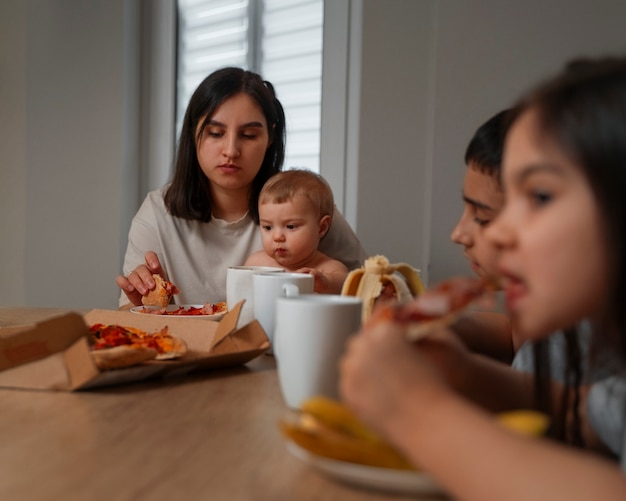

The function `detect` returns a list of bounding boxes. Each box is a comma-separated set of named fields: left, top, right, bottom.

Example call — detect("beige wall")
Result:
left=349, top=0, right=626, bottom=283
left=0, top=0, right=27, bottom=305
left=2, top=0, right=626, bottom=307
left=0, top=0, right=141, bottom=308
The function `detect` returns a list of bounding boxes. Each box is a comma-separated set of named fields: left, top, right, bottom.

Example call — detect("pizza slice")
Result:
left=142, top=274, right=179, bottom=307
left=370, top=276, right=496, bottom=340
left=89, top=323, right=187, bottom=370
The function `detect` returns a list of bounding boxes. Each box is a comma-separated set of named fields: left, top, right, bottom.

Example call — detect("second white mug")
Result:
left=226, top=266, right=284, bottom=328
left=252, top=272, right=314, bottom=346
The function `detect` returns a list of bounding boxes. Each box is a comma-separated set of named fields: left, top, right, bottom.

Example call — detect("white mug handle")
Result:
left=282, top=283, right=301, bottom=297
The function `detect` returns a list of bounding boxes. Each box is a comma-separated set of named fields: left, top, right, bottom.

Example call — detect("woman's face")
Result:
left=485, top=109, right=610, bottom=341
left=195, top=92, right=270, bottom=196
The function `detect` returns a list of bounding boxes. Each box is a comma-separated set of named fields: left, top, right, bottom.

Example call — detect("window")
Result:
left=177, top=0, right=324, bottom=173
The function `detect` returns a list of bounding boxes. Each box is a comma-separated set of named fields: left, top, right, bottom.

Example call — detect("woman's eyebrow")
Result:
left=208, top=119, right=265, bottom=128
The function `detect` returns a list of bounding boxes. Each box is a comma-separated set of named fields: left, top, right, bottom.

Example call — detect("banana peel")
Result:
left=280, top=397, right=550, bottom=471
left=341, top=255, right=425, bottom=323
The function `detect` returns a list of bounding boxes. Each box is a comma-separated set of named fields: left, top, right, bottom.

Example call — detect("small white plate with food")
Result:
left=130, top=303, right=228, bottom=320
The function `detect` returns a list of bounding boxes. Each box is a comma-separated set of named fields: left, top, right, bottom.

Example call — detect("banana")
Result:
left=300, top=396, right=380, bottom=442
left=496, top=410, right=550, bottom=437
left=341, top=255, right=425, bottom=323
left=280, top=397, right=550, bottom=472
left=280, top=397, right=415, bottom=470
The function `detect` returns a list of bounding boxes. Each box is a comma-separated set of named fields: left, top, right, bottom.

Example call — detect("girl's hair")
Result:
left=164, top=67, right=286, bottom=223
left=258, top=169, right=335, bottom=221
left=511, top=56, right=626, bottom=442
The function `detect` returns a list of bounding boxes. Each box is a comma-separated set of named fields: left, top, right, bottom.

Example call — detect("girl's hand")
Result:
left=339, top=313, right=470, bottom=440
left=115, top=251, right=165, bottom=306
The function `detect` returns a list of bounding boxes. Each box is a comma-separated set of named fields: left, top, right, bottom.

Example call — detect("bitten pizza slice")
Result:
left=142, top=274, right=179, bottom=307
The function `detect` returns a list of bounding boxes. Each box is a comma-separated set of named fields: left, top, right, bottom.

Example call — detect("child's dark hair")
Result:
left=464, top=108, right=511, bottom=182
left=165, top=67, right=286, bottom=223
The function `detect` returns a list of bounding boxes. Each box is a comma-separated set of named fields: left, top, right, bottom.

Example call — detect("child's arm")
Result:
left=244, top=250, right=274, bottom=267
left=340, top=319, right=626, bottom=501
left=297, top=259, right=348, bottom=294
left=450, top=311, right=515, bottom=363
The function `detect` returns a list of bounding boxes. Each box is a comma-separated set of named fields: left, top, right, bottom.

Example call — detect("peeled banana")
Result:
left=280, top=396, right=415, bottom=470
left=341, top=255, right=425, bottom=323
left=280, top=397, right=550, bottom=472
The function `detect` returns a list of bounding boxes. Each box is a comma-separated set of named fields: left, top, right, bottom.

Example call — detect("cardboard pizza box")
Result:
left=0, top=301, right=270, bottom=391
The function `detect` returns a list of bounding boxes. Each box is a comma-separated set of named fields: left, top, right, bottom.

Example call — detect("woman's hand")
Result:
left=115, top=251, right=166, bottom=307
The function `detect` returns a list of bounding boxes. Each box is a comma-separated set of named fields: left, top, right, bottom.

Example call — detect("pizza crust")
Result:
left=91, top=346, right=158, bottom=370
left=154, top=337, right=188, bottom=360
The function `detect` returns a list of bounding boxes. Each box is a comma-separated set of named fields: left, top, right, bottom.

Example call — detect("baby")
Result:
left=245, top=169, right=349, bottom=293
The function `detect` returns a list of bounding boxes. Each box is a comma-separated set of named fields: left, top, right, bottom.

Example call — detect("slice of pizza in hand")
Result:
left=369, top=276, right=496, bottom=341
left=142, top=274, right=180, bottom=307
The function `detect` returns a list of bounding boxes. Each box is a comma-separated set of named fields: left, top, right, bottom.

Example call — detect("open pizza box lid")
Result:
left=0, top=301, right=270, bottom=391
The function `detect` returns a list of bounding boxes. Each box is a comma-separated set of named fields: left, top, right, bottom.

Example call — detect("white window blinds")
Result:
left=177, top=0, right=324, bottom=173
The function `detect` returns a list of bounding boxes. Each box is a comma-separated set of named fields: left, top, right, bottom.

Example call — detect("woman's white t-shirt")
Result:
left=119, top=188, right=367, bottom=306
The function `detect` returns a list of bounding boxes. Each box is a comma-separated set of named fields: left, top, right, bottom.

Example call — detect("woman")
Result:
left=340, top=57, right=626, bottom=500
left=116, top=67, right=366, bottom=307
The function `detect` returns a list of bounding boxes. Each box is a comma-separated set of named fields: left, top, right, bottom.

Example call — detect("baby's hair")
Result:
left=259, top=169, right=334, bottom=220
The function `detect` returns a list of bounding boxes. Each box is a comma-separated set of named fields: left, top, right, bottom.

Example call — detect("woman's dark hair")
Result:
left=165, top=67, right=286, bottom=223
left=511, top=56, right=626, bottom=443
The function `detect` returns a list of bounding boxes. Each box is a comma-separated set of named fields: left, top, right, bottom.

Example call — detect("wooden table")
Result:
left=0, top=308, right=446, bottom=501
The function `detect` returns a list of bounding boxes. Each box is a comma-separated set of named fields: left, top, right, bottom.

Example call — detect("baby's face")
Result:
left=258, top=194, right=323, bottom=268
left=450, top=165, right=504, bottom=284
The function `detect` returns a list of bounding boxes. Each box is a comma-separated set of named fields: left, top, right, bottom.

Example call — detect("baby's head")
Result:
left=451, top=109, right=509, bottom=282
left=259, top=169, right=334, bottom=231
left=257, top=170, right=335, bottom=267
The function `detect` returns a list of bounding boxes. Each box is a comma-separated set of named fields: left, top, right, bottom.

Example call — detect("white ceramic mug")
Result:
left=252, top=272, right=314, bottom=346
left=274, top=293, right=362, bottom=409
left=226, top=266, right=284, bottom=328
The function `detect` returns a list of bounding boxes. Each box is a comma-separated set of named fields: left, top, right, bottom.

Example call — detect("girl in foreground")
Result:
left=340, top=57, right=626, bottom=500
left=116, top=67, right=365, bottom=307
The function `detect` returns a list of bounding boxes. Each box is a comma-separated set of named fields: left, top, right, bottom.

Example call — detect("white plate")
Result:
left=285, top=441, right=443, bottom=496
left=130, top=304, right=227, bottom=320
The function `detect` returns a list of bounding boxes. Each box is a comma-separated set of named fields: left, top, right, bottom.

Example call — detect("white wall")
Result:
left=1, top=0, right=141, bottom=308
left=425, top=0, right=626, bottom=283
left=349, top=0, right=626, bottom=284
left=0, top=0, right=27, bottom=304
left=2, top=0, right=626, bottom=308
left=345, top=0, right=436, bottom=279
